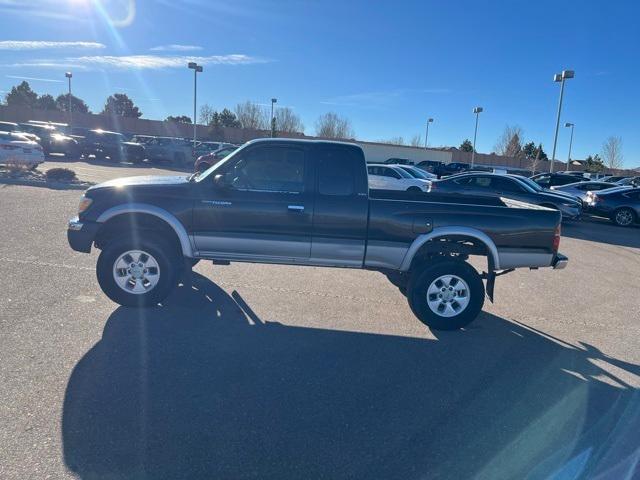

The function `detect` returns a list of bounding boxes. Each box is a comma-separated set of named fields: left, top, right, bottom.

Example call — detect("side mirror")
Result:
left=213, top=173, right=232, bottom=190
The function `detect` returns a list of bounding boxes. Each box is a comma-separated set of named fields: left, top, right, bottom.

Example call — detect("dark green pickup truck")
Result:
left=68, top=138, right=567, bottom=330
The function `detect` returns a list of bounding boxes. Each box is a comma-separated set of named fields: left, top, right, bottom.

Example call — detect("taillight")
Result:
left=429, top=182, right=437, bottom=192
left=553, top=224, right=561, bottom=252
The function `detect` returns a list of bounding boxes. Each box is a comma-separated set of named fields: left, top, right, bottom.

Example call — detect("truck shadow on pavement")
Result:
left=62, top=274, right=640, bottom=480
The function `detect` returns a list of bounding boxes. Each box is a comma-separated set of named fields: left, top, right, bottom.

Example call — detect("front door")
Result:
left=192, top=144, right=313, bottom=261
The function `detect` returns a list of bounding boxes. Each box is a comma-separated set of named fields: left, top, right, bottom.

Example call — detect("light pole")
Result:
left=550, top=69, right=574, bottom=173
left=565, top=122, right=575, bottom=170
left=424, top=118, right=433, bottom=149
left=471, top=107, right=483, bottom=167
left=65, top=72, right=72, bottom=127
left=270, top=98, right=277, bottom=138
left=188, top=62, right=203, bottom=151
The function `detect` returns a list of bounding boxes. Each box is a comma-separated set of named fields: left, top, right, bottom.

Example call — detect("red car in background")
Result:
left=193, top=144, right=239, bottom=172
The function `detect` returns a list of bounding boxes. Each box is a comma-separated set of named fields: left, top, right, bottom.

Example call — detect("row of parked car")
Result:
left=0, top=120, right=239, bottom=169
left=368, top=160, right=640, bottom=227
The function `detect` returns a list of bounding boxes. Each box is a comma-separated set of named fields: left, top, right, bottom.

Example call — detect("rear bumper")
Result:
left=67, top=217, right=100, bottom=253
left=552, top=253, right=569, bottom=270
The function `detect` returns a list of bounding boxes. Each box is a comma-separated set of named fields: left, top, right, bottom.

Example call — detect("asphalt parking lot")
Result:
left=1, top=161, right=639, bottom=479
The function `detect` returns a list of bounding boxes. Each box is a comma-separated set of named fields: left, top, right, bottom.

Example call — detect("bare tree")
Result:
left=410, top=134, right=423, bottom=147
left=234, top=101, right=269, bottom=130
left=275, top=107, right=304, bottom=134
left=379, top=136, right=405, bottom=145
left=494, top=125, right=524, bottom=157
left=199, top=104, right=216, bottom=125
left=602, top=136, right=624, bottom=170
left=315, top=112, right=354, bottom=139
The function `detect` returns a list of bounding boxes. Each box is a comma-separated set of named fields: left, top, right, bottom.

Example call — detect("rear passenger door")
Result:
left=311, top=146, right=368, bottom=266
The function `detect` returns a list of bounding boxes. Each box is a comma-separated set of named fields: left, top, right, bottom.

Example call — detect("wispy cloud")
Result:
left=5, top=74, right=63, bottom=83
left=0, top=40, right=105, bottom=50
left=321, top=88, right=450, bottom=107
left=150, top=44, right=203, bottom=52
left=5, top=54, right=269, bottom=70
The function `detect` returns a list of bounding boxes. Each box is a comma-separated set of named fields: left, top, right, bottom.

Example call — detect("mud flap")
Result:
left=486, top=271, right=496, bottom=303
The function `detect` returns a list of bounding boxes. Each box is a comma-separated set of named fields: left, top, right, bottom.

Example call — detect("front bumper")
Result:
left=552, top=253, right=569, bottom=270
left=67, top=217, right=101, bottom=253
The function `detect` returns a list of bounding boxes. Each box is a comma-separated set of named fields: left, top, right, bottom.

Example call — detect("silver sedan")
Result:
left=550, top=181, right=622, bottom=203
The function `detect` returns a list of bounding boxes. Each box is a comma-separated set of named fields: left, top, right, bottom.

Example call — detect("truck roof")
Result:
left=245, top=138, right=360, bottom=149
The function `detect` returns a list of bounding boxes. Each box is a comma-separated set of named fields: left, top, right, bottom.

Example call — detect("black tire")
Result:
left=407, top=260, right=485, bottom=331
left=612, top=207, right=636, bottom=227
left=96, top=237, right=179, bottom=307
left=406, top=186, right=422, bottom=193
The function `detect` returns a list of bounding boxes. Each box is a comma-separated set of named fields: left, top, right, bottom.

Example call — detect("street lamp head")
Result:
left=553, top=73, right=562, bottom=82
left=562, top=70, right=575, bottom=79
left=188, top=62, right=197, bottom=69
left=65, top=72, right=72, bottom=78
left=565, top=122, right=574, bottom=127
left=473, top=107, right=483, bottom=114
left=427, top=118, right=434, bottom=123
left=271, top=98, right=277, bottom=104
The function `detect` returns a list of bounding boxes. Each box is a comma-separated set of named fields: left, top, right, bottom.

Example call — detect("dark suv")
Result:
left=76, top=129, right=145, bottom=163
left=530, top=173, right=584, bottom=188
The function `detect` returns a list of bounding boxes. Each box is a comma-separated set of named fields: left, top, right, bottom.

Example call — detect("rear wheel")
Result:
left=407, top=260, right=485, bottom=330
left=612, top=208, right=635, bottom=227
left=97, top=237, right=179, bottom=307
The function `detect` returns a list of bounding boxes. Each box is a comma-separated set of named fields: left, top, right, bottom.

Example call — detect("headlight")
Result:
left=78, top=195, right=93, bottom=214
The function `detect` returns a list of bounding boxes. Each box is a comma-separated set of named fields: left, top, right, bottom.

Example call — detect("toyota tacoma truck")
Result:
left=67, top=138, right=567, bottom=330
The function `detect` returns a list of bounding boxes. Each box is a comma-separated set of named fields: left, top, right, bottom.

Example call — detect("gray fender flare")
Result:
left=96, top=203, right=194, bottom=257
left=399, top=226, right=500, bottom=271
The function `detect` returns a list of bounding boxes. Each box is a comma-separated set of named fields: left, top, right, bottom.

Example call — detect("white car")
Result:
left=367, top=164, right=430, bottom=192
left=393, top=164, right=438, bottom=182
left=0, top=132, right=45, bottom=169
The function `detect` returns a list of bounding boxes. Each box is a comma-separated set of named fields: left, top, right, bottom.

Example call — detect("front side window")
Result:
left=226, top=146, right=305, bottom=193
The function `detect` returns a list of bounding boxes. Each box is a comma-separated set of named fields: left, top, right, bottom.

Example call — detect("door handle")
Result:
left=288, top=205, right=304, bottom=212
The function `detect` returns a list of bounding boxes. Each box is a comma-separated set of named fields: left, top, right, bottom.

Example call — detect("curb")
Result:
left=0, top=177, right=93, bottom=191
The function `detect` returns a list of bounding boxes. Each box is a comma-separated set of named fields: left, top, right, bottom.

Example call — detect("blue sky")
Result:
left=0, top=0, right=638, bottom=167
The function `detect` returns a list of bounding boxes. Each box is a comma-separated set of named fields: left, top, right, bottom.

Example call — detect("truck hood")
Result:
left=88, top=175, right=189, bottom=191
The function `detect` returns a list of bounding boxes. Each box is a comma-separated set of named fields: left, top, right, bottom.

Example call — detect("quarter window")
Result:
left=318, top=149, right=356, bottom=196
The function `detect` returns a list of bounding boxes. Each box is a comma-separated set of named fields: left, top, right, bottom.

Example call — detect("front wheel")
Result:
left=407, top=260, right=485, bottom=330
left=96, top=237, right=179, bottom=307
left=612, top=208, right=635, bottom=227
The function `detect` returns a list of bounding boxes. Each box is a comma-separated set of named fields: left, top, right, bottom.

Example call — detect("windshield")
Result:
left=195, top=145, right=244, bottom=181
left=515, top=176, right=543, bottom=192
left=401, top=166, right=429, bottom=179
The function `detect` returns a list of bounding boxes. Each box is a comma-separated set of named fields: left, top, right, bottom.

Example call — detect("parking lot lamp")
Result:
left=425, top=118, right=434, bottom=149
left=565, top=122, right=575, bottom=170
left=188, top=62, right=203, bottom=150
left=550, top=70, right=574, bottom=173
left=471, top=107, right=483, bottom=167
left=65, top=72, right=72, bottom=127
left=271, top=98, right=277, bottom=138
